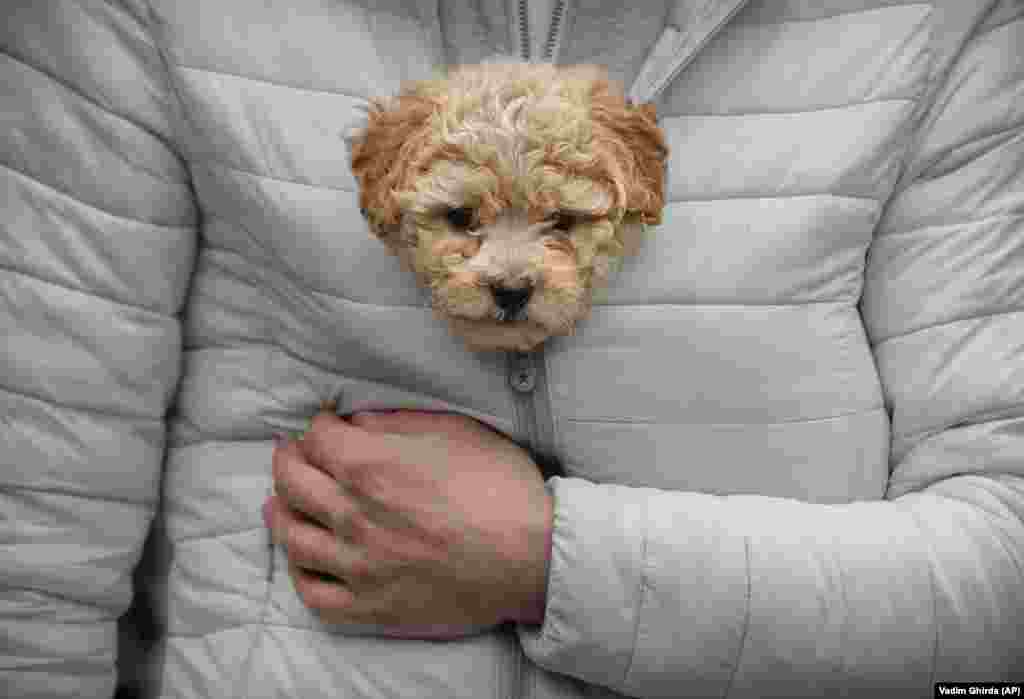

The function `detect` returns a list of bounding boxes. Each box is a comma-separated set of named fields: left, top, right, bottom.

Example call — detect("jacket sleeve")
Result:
left=517, top=7, right=1024, bottom=698
left=0, top=3, right=197, bottom=697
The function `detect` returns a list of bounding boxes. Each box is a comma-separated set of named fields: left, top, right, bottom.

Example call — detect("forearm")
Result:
left=0, top=3, right=196, bottom=695
left=517, top=470, right=1024, bottom=698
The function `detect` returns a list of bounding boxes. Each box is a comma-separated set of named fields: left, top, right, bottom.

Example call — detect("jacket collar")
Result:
left=630, top=0, right=749, bottom=103
left=424, top=0, right=749, bottom=103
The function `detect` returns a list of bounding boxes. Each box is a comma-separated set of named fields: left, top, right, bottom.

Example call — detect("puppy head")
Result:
left=347, top=59, right=668, bottom=352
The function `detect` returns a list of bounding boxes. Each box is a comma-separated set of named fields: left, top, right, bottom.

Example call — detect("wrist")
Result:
left=516, top=488, right=554, bottom=626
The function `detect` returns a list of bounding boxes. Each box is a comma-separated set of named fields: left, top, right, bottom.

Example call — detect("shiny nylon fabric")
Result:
left=1, top=1, right=1022, bottom=697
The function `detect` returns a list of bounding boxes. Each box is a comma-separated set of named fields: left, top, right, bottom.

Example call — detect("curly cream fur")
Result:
left=347, top=58, right=668, bottom=352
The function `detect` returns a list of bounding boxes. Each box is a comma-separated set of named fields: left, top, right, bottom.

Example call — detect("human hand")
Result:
left=265, top=407, right=553, bottom=639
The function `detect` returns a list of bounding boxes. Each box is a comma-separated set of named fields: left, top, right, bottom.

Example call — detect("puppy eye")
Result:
left=551, top=212, right=577, bottom=232
left=446, top=207, right=477, bottom=231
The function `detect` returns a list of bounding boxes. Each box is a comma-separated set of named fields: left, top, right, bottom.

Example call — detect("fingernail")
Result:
left=272, top=433, right=286, bottom=448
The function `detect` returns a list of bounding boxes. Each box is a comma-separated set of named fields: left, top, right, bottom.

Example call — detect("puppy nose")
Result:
left=490, top=284, right=532, bottom=317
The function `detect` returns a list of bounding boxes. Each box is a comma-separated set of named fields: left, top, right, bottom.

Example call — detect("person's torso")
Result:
left=145, top=1, right=975, bottom=696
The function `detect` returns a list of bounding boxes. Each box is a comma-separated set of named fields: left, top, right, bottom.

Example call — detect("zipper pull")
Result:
left=509, top=351, right=537, bottom=393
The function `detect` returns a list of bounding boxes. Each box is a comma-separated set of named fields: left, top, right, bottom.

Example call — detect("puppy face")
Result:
left=347, top=60, right=668, bottom=352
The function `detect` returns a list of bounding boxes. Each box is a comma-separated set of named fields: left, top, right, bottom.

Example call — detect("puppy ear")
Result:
left=347, top=94, right=440, bottom=246
left=588, top=83, right=668, bottom=226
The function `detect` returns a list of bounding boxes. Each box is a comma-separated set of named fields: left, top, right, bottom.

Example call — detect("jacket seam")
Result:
left=0, top=258, right=172, bottom=317
left=201, top=159, right=886, bottom=204
left=562, top=406, right=884, bottom=427
left=672, top=191, right=878, bottom=203
left=904, top=506, right=940, bottom=687
left=0, top=586, right=121, bottom=616
left=197, top=243, right=408, bottom=309
left=621, top=520, right=650, bottom=689
left=874, top=209, right=1024, bottom=239
left=722, top=536, right=752, bottom=699
left=0, top=48, right=182, bottom=165
left=0, top=161, right=194, bottom=232
left=176, top=63, right=370, bottom=102
left=0, top=482, right=156, bottom=508
left=596, top=299, right=849, bottom=308
left=168, top=433, right=291, bottom=449
left=0, top=384, right=163, bottom=423
left=201, top=241, right=856, bottom=312
left=196, top=157, right=355, bottom=194
left=907, top=121, right=1024, bottom=184
left=176, top=340, right=382, bottom=404
left=169, top=524, right=266, bottom=547
left=166, top=350, right=516, bottom=449
left=891, top=404, right=1024, bottom=451
left=199, top=154, right=883, bottom=207
left=870, top=306, right=1024, bottom=346
left=733, top=2, right=932, bottom=29
left=661, top=94, right=914, bottom=119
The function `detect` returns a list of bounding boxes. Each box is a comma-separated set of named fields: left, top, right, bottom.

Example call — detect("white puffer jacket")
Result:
left=2, top=1, right=1022, bottom=697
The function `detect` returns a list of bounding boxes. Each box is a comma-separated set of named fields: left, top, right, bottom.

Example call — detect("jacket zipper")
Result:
left=508, top=1, right=565, bottom=468
left=508, top=350, right=556, bottom=465
left=516, top=0, right=567, bottom=62
left=508, top=7, right=568, bottom=699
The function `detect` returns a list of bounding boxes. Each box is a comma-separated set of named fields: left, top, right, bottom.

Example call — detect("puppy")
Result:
left=346, top=59, right=668, bottom=352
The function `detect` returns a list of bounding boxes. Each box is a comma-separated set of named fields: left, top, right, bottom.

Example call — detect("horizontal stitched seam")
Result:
left=195, top=158, right=354, bottom=194
left=0, top=259, right=170, bottom=317
left=198, top=159, right=880, bottom=206
left=662, top=95, right=914, bottom=120
left=872, top=307, right=1024, bottom=346
left=171, top=524, right=266, bottom=546
left=200, top=243, right=851, bottom=311
left=0, top=482, right=155, bottom=508
left=0, top=383, right=163, bottom=424
left=178, top=338, right=346, bottom=376
left=874, top=210, right=1024, bottom=238
left=668, top=192, right=879, bottom=203
left=0, top=587, right=119, bottom=617
left=0, top=160, right=194, bottom=231
left=562, top=407, right=885, bottom=426
left=197, top=243, right=406, bottom=308
left=199, top=242, right=797, bottom=329
left=734, top=2, right=932, bottom=29
left=912, top=123, right=1024, bottom=183
left=176, top=63, right=368, bottom=102
left=892, top=404, right=1024, bottom=445
left=595, top=299, right=849, bottom=308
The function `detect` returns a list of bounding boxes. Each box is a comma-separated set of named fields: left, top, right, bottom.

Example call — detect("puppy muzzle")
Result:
left=491, top=284, right=532, bottom=321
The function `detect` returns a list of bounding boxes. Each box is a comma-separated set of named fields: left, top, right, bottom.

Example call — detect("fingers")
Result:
left=288, top=562, right=357, bottom=616
left=266, top=495, right=372, bottom=579
left=298, top=413, right=405, bottom=481
left=272, top=437, right=352, bottom=530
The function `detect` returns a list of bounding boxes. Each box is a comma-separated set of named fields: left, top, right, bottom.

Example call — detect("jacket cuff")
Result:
left=515, top=477, right=651, bottom=687
left=515, top=478, right=750, bottom=696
